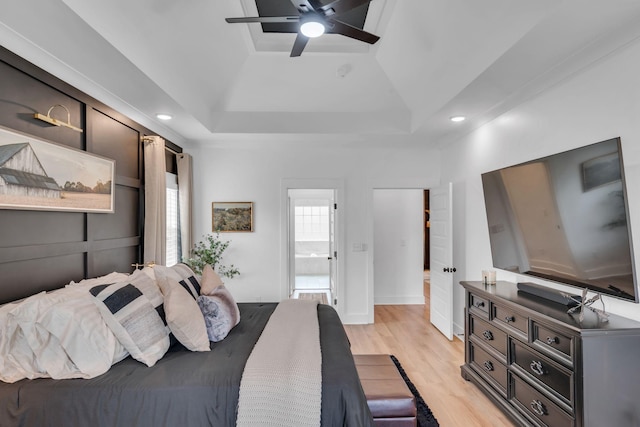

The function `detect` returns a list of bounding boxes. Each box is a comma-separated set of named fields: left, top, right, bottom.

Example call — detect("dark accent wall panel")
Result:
left=90, top=246, right=139, bottom=279
left=0, top=60, right=83, bottom=149
left=91, top=186, right=139, bottom=241
left=89, top=109, right=141, bottom=180
left=0, top=254, right=85, bottom=304
left=0, top=46, right=177, bottom=303
left=85, top=108, right=142, bottom=278
left=0, top=210, right=85, bottom=246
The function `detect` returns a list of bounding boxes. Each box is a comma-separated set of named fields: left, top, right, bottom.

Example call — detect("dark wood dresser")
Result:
left=460, top=281, right=640, bottom=427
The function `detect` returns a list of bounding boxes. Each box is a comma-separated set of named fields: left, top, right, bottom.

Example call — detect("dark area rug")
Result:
left=390, top=355, right=440, bottom=427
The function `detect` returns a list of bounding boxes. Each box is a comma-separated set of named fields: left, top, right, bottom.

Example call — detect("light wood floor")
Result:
left=344, top=283, right=515, bottom=427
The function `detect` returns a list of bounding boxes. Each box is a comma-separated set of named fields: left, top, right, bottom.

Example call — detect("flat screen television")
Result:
left=481, top=137, right=638, bottom=302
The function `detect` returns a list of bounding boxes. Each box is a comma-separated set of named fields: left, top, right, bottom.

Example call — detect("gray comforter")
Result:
left=0, top=303, right=373, bottom=427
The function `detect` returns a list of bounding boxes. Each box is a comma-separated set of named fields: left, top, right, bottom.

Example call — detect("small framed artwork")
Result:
left=212, top=202, right=253, bottom=232
left=582, top=152, right=621, bottom=191
left=0, top=126, right=115, bottom=213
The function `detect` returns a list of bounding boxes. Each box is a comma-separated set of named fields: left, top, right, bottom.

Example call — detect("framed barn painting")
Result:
left=212, top=202, right=253, bottom=232
left=0, top=126, right=115, bottom=213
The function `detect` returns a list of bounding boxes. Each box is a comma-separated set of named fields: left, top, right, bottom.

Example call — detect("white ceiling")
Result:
left=2, top=0, right=640, bottom=147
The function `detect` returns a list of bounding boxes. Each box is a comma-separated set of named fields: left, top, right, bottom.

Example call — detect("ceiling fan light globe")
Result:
left=300, top=21, right=325, bottom=38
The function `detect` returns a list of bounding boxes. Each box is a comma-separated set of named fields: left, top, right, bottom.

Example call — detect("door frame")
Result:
left=280, top=178, right=344, bottom=317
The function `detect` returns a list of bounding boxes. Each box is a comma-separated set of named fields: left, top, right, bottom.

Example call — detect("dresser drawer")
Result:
left=512, top=340, right=573, bottom=403
left=511, top=374, right=574, bottom=427
left=470, top=315, right=508, bottom=357
left=469, top=341, right=508, bottom=396
left=533, top=321, right=573, bottom=363
left=469, top=292, right=489, bottom=317
left=493, top=303, right=528, bottom=337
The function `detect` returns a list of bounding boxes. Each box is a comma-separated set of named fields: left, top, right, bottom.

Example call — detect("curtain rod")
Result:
left=141, top=135, right=183, bottom=154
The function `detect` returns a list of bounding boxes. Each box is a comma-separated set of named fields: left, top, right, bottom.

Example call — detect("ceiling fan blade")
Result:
left=311, top=0, right=370, bottom=16
left=327, top=19, right=379, bottom=44
left=290, top=33, right=309, bottom=57
left=226, top=16, right=299, bottom=24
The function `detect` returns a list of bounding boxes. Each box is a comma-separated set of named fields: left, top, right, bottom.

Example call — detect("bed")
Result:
left=0, top=273, right=373, bottom=426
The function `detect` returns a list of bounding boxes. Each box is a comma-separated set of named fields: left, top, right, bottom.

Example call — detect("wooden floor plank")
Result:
left=344, top=283, right=515, bottom=427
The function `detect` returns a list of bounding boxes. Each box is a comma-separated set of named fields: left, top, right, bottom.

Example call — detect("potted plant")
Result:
left=184, top=233, right=240, bottom=278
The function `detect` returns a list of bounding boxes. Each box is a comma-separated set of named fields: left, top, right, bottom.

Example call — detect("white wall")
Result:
left=189, top=141, right=441, bottom=324
left=441, top=35, right=640, bottom=323
left=373, top=189, right=425, bottom=305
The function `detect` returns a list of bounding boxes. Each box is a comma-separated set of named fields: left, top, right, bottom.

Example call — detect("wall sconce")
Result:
left=34, top=104, right=83, bottom=133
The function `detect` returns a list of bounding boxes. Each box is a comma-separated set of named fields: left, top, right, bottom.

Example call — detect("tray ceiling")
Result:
left=1, top=0, right=639, bottom=146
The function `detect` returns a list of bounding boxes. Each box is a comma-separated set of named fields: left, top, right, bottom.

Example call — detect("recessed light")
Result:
left=156, top=113, right=172, bottom=120
left=450, top=116, right=466, bottom=122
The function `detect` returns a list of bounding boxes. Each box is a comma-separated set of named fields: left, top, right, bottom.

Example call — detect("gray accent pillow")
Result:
left=196, top=285, right=240, bottom=342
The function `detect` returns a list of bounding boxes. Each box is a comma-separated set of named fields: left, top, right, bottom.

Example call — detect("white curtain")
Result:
left=143, top=136, right=166, bottom=265
left=177, top=153, right=193, bottom=261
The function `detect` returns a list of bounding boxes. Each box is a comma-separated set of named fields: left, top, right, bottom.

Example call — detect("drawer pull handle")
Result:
left=482, top=330, right=494, bottom=341
left=530, top=399, right=547, bottom=416
left=473, top=301, right=485, bottom=308
left=483, top=361, right=494, bottom=371
left=530, top=360, right=545, bottom=376
left=504, top=316, right=515, bottom=323
left=546, top=336, right=559, bottom=345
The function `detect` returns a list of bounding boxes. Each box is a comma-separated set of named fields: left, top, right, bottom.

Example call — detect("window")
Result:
left=166, top=172, right=180, bottom=266
left=294, top=204, right=329, bottom=241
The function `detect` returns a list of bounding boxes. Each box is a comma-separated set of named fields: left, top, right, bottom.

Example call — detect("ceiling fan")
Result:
left=225, top=0, right=380, bottom=57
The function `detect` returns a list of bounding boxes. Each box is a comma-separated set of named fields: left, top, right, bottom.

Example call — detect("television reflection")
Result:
left=481, top=137, right=637, bottom=301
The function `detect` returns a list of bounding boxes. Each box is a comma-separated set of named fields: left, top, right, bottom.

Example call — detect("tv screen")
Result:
left=481, top=137, right=638, bottom=302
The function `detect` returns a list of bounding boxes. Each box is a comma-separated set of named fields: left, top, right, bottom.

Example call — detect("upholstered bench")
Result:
left=354, top=354, right=417, bottom=427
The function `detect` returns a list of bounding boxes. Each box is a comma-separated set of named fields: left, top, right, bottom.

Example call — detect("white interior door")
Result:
left=329, top=196, right=337, bottom=305
left=287, top=189, right=336, bottom=305
left=430, top=183, right=454, bottom=340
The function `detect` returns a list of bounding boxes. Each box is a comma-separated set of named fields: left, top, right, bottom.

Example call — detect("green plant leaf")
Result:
left=183, top=233, right=240, bottom=278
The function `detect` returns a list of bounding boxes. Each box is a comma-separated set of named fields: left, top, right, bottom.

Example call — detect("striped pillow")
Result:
left=153, top=264, right=201, bottom=299
left=90, top=269, right=170, bottom=367
left=153, top=267, right=210, bottom=352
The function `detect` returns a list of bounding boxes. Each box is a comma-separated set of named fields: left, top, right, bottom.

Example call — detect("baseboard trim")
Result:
left=342, top=313, right=372, bottom=325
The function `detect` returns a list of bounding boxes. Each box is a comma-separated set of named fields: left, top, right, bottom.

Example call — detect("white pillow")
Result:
left=90, top=269, right=170, bottom=367
left=33, top=288, right=128, bottom=378
left=0, top=287, right=128, bottom=382
left=1, top=293, right=50, bottom=382
left=154, top=268, right=210, bottom=352
left=66, top=272, right=130, bottom=288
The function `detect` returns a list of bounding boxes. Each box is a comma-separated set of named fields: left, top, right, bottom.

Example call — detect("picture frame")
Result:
left=212, top=202, right=253, bottom=232
left=0, top=126, right=115, bottom=213
left=582, top=152, right=621, bottom=191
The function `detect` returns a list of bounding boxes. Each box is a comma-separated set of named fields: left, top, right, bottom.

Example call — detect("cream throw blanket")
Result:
left=236, top=299, right=321, bottom=427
